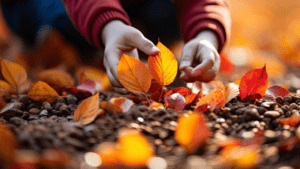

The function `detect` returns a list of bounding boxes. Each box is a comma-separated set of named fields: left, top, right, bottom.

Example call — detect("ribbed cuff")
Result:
left=91, top=10, right=131, bottom=50
left=184, top=19, right=226, bottom=52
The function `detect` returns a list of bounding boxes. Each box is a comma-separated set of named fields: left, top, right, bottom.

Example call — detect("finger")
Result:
left=180, top=44, right=197, bottom=71
left=180, top=71, right=196, bottom=82
left=104, top=49, right=123, bottom=86
left=124, top=48, right=139, bottom=60
left=105, top=65, right=123, bottom=87
left=191, top=51, right=215, bottom=77
left=127, top=32, right=160, bottom=55
left=114, top=87, right=130, bottom=95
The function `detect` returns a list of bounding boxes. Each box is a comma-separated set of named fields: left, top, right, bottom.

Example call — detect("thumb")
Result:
left=128, top=32, right=160, bottom=55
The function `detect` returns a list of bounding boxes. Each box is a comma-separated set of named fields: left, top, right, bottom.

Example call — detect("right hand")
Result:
left=101, top=20, right=160, bottom=93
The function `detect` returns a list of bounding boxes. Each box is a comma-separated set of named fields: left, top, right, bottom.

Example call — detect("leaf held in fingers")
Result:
left=263, top=85, right=289, bottom=100
left=164, top=93, right=186, bottom=111
left=118, top=129, right=154, bottom=167
left=118, top=53, right=152, bottom=93
left=38, top=69, right=75, bottom=88
left=239, top=65, right=268, bottom=101
left=1, top=59, right=27, bottom=89
left=105, top=97, right=134, bottom=113
left=224, top=83, right=240, bottom=104
left=28, top=81, right=59, bottom=104
left=195, top=89, right=225, bottom=112
left=175, top=112, right=210, bottom=154
left=148, top=41, right=178, bottom=85
left=0, top=80, right=17, bottom=100
left=164, top=87, right=191, bottom=98
left=74, top=93, right=102, bottom=125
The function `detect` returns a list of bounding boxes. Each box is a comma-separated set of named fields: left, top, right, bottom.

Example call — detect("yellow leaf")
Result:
left=38, top=69, right=75, bottom=88
left=74, top=93, right=102, bottom=125
left=1, top=59, right=27, bottom=89
left=0, top=80, right=16, bottom=100
left=28, top=81, right=59, bottom=104
left=148, top=41, right=178, bottom=86
left=118, top=54, right=152, bottom=93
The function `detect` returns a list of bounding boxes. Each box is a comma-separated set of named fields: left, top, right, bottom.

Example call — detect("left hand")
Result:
left=179, top=30, right=220, bottom=82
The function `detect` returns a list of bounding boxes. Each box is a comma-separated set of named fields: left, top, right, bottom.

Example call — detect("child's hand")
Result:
left=101, top=20, right=160, bottom=92
left=179, top=30, right=220, bottom=82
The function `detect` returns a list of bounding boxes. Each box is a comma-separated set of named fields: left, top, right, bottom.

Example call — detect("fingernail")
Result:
left=151, top=46, right=160, bottom=53
left=179, top=62, right=188, bottom=70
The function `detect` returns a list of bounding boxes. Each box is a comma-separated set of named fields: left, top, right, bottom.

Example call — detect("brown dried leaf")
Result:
left=28, top=81, right=59, bottom=104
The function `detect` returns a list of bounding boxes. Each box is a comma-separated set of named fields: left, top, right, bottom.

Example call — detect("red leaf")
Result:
left=147, top=79, right=162, bottom=94
left=66, top=79, right=96, bottom=98
left=164, top=93, right=186, bottom=111
left=239, top=65, right=268, bottom=101
left=194, top=89, right=225, bottom=112
left=219, top=53, right=235, bottom=76
left=150, top=87, right=163, bottom=102
left=263, top=85, right=289, bottom=100
left=279, top=114, right=300, bottom=127
left=164, top=87, right=191, bottom=98
left=185, top=90, right=202, bottom=107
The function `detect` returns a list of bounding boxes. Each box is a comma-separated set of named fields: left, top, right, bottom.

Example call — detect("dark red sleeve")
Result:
left=63, top=0, right=131, bottom=49
left=175, top=0, right=231, bottom=52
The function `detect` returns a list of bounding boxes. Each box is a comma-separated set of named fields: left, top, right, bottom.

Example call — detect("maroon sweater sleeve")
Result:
left=176, top=0, right=231, bottom=52
left=63, top=0, right=130, bottom=49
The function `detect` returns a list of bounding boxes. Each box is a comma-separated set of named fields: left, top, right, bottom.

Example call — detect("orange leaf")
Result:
left=195, top=89, right=225, bottom=112
left=1, top=59, right=27, bottom=89
left=40, top=149, right=71, bottom=168
left=118, top=129, right=154, bottom=167
left=185, top=91, right=202, bottom=107
left=279, top=114, right=300, bottom=127
left=175, top=112, right=210, bottom=154
left=74, top=93, right=102, bottom=125
left=38, top=69, right=75, bottom=88
left=149, top=101, right=164, bottom=110
left=239, top=65, right=268, bottom=101
left=118, top=54, right=152, bottom=93
left=202, top=79, right=224, bottom=95
left=95, top=142, right=119, bottom=167
left=28, top=81, right=59, bottom=104
left=0, top=80, right=17, bottom=100
left=219, top=53, right=235, bottom=76
left=148, top=41, right=178, bottom=86
left=164, top=87, right=191, bottom=98
left=105, top=97, right=134, bottom=113
left=0, top=123, right=17, bottom=163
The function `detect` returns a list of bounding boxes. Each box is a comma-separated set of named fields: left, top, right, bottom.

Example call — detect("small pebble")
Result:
left=264, top=111, right=280, bottom=119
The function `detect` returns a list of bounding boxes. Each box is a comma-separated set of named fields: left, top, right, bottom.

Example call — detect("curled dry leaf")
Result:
left=105, top=97, right=134, bottom=113
left=149, top=101, right=164, bottom=110
left=1, top=59, right=28, bottom=89
left=28, top=81, right=59, bottom=104
left=118, top=128, right=154, bottom=167
left=164, top=93, right=186, bottom=111
left=38, top=69, right=75, bottom=88
left=118, top=53, right=152, bottom=93
left=194, top=89, right=225, bottom=112
left=148, top=41, right=178, bottom=86
left=239, top=65, right=268, bottom=101
left=74, top=93, right=102, bottom=125
left=263, top=85, right=289, bottom=100
left=224, top=83, right=240, bottom=104
left=164, top=87, right=191, bottom=98
left=175, top=112, right=210, bottom=154
left=0, top=80, right=17, bottom=100
left=187, top=81, right=202, bottom=94
left=66, top=79, right=96, bottom=98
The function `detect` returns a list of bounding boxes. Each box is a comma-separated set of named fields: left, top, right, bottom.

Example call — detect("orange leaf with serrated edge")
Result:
left=118, top=129, right=154, bottom=167
left=28, top=81, right=59, bottom=104
left=175, top=112, right=210, bottom=154
left=105, top=97, right=134, bottom=113
left=195, top=89, right=225, bottom=112
left=148, top=41, right=178, bottom=85
left=74, top=93, right=102, bottom=125
left=38, top=69, right=75, bottom=88
left=1, top=59, right=27, bottom=89
left=0, top=80, right=16, bottom=100
left=239, top=65, right=268, bottom=101
left=118, top=54, right=152, bottom=93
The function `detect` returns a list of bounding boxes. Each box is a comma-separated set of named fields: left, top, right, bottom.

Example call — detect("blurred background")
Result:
left=0, top=0, right=300, bottom=91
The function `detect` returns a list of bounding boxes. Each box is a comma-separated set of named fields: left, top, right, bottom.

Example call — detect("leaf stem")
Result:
left=144, top=92, right=151, bottom=105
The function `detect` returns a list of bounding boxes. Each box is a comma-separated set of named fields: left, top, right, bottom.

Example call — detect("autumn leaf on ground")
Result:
left=66, top=79, right=96, bottom=98
left=148, top=41, right=178, bottom=86
left=263, top=85, right=289, bottom=100
left=175, top=112, right=210, bottom=154
left=202, top=79, right=225, bottom=95
left=164, top=93, right=186, bottom=111
left=150, top=87, right=164, bottom=102
left=28, top=81, right=59, bottom=104
left=186, top=81, right=202, bottom=94
left=105, top=97, right=134, bottom=113
left=0, top=80, right=17, bottom=100
left=74, top=93, right=102, bottom=125
left=164, top=87, right=191, bottom=98
left=12, top=150, right=40, bottom=169
left=194, top=89, right=225, bottom=112
left=279, top=114, right=300, bottom=127
left=147, top=79, right=162, bottom=94
left=224, top=83, right=240, bottom=104
left=0, top=123, right=17, bottom=163
left=149, top=101, right=164, bottom=110
left=118, top=129, right=154, bottom=168
left=38, top=68, right=75, bottom=89
left=185, top=91, right=202, bottom=107
left=95, top=142, right=119, bottom=167
left=1, top=59, right=27, bottom=90
left=239, top=65, right=268, bottom=101
left=118, top=53, right=152, bottom=94
left=40, top=149, right=71, bottom=168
